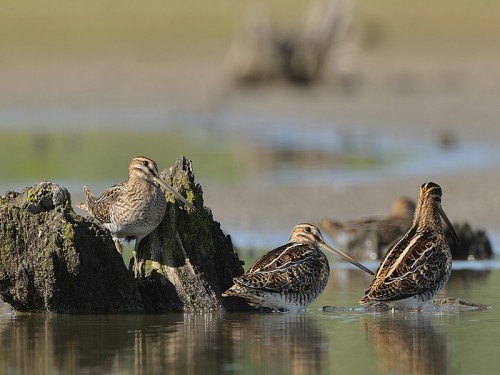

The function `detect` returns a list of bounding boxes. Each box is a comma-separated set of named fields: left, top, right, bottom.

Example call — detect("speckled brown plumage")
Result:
left=223, top=223, right=374, bottom=311
left=317, top=197, right=416, bottom=254
left=77, top=156, right=195, bottom=277
left=359, top=182, right=460, bottom=307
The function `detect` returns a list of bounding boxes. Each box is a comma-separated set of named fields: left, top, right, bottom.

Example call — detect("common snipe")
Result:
left=317, top=197, right=416, bottom=260
left=223, top=223, right=374, bottom=311
left=359, top=182, right=460, bottom=308
left=77, top=156, right=196, bottom=277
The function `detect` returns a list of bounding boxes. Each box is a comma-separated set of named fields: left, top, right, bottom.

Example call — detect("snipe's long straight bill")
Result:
left=319, top=240, right=375, bottom=275
left=439, top=206, right=460, bottom=244
left=154, top=177, right=197, bottom=212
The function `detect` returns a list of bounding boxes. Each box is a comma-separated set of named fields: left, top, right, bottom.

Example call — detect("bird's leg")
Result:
left=113, top=237, right=123, bottom=254
left=132, top=240, right=140, bottom=279
left=132, top=237, right=146, bottom=279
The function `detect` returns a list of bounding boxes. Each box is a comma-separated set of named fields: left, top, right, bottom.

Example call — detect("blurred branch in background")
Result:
left=226, top=0, right=357, bottom=86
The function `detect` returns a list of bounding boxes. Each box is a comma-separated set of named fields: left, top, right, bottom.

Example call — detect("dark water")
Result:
left=1, top=263, right=498, bottom=375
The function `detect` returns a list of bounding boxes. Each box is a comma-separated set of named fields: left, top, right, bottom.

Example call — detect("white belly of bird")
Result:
left=255, top=291, right=320, bottom=312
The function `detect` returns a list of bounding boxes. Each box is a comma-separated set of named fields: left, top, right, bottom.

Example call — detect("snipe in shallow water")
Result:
left=223, top=223, right=374, bottom=311
left=359, top=182, right=460, bottom=308
left=317, top=197, right=416, bottom=252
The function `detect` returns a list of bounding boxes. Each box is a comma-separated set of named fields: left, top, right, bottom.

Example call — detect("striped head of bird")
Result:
left=289, top=223, right=374, bottom=275
left=129, top=156, right=159, bottom=179
left=415, top=182, right=460, bottom=244
left=129, top=156, right=196, bottom=212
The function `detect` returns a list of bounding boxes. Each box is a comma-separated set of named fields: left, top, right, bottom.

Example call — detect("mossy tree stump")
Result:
left=138, top=156, right=250, bottom=312
left=0, top=157, right=251, bottom=313
left=0, top=182, right=142, bottom=313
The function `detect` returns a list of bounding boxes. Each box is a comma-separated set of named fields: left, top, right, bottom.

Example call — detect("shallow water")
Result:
left=0, top=263, right=498, bottom=375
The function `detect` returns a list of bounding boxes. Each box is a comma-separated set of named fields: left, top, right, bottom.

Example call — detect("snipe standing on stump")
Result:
left=77, top=156, right=196, bottom=278
left=223, top=223, right=374, bottom=311
left=359, top=182, right=460, bottom=308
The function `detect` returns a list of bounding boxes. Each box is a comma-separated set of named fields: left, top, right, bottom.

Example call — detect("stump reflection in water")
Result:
left=0, top=312, right=329, bottom=375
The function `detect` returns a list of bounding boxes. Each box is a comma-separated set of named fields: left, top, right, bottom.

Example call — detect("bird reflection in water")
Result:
left=361, top=314, right=448, bottom=375
left=224, top=313, right=329, bottom=375
left=132, top=312, right=329, bottom=375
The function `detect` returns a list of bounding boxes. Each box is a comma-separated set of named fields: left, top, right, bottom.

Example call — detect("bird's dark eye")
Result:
left=305, top=226, right=311, bottom=233
left=142, top=161, right=148, bottom=167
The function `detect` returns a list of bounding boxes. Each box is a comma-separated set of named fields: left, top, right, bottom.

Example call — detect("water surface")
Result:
left=1, top=264, right=498, bottom=375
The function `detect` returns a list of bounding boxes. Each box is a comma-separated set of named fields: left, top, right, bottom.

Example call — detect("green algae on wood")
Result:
left=137, top=156, right=251, bottom=312
left=0, top=182, right=143, bottom=313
